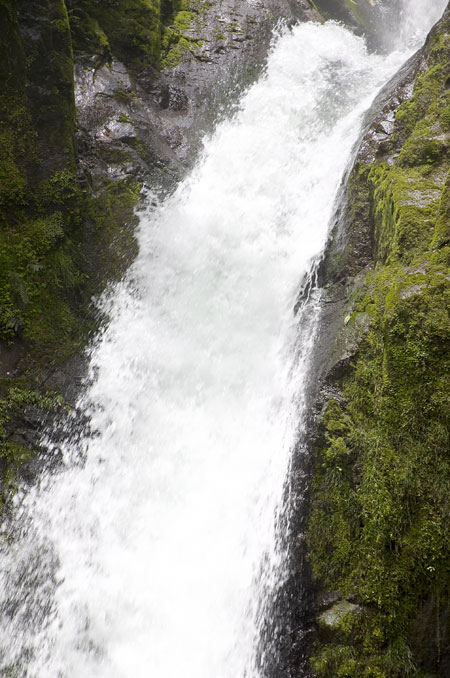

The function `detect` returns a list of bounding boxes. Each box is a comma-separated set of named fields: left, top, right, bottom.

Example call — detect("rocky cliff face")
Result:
left=305, top=5, right=450, bottom=676
left=0, top=0, right=87, bottom=495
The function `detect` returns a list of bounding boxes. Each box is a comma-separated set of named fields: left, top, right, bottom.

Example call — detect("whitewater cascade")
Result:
left=0, top=2, right=445, bottom=676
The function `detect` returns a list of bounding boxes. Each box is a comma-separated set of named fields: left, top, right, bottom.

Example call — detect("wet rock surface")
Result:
left=73, top=0, right=320, bottom=191
left=74, top=58, right=182, bottom=191
left=302, top=5, right=450, bottom=676
left=318, top=600, right=362, bottom=630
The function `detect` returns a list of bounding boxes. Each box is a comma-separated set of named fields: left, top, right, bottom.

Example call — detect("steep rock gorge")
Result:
left=0, top=1, right=449, bottom=677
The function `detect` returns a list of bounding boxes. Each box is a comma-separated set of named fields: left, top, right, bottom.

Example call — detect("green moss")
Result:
left=342, top=20, right=450, bottom=271
left=0, top=99, right=38, bottom=217
left=431, top=169, right=450, bottom=250
left=19, top=1, right=77, bottom=171
left=367, top=164, right=442, bottom=264
left=66, top=0, right=190, bottom=68
left=159, top=0, right=213, bottom=68
left=66, top=0, right=160, bottom=67
left=85, top=177, right=140, bottom=283
left=0, top=141, right=26, bottom=208
left=118, top=112, right=133, bottom=124
left=66, top=9, right=112, bottom=64
left=309, top=258, right=450, bottom=673
left=174, top=9, right=193, bottom=31
left=0, top=386, right=65, bottom=506
left=308, top=9, right=450, bottom=677
left=395, top=67, right=443, bottom=139
left=161, top=11, right=198, bottom=69
left=0, top=3, right=26, bottom=89
left=0, top=1, right=145, bottom=499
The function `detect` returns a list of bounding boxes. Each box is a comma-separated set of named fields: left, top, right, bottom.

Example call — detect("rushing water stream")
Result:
left=0, top=2, right=446, bottom=676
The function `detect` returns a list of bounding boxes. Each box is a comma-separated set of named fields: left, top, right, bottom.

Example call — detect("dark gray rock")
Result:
left=72, top=0, right=321, bottom=191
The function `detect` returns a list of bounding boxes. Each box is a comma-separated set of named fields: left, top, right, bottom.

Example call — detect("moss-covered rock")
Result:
left=66, top=0, right=184, bottom=68
left=0, top=0, right=147, bottom=500
left=318, top=601, right=363, bottom=632
left=308, top=6, right=450, bottom=677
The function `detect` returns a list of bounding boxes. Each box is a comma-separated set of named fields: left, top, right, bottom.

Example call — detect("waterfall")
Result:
left=0, top=3, right=445, bottom=676
left=398, top=0, right=447, bottom=48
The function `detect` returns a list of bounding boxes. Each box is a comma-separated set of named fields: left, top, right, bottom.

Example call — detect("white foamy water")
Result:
left=0, top=3, right=446, bottom=677
left=398, top=0, right=447, bottom=49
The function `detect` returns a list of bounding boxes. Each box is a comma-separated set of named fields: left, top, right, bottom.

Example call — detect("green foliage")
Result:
left=0, top=119, right=86, bottom=351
